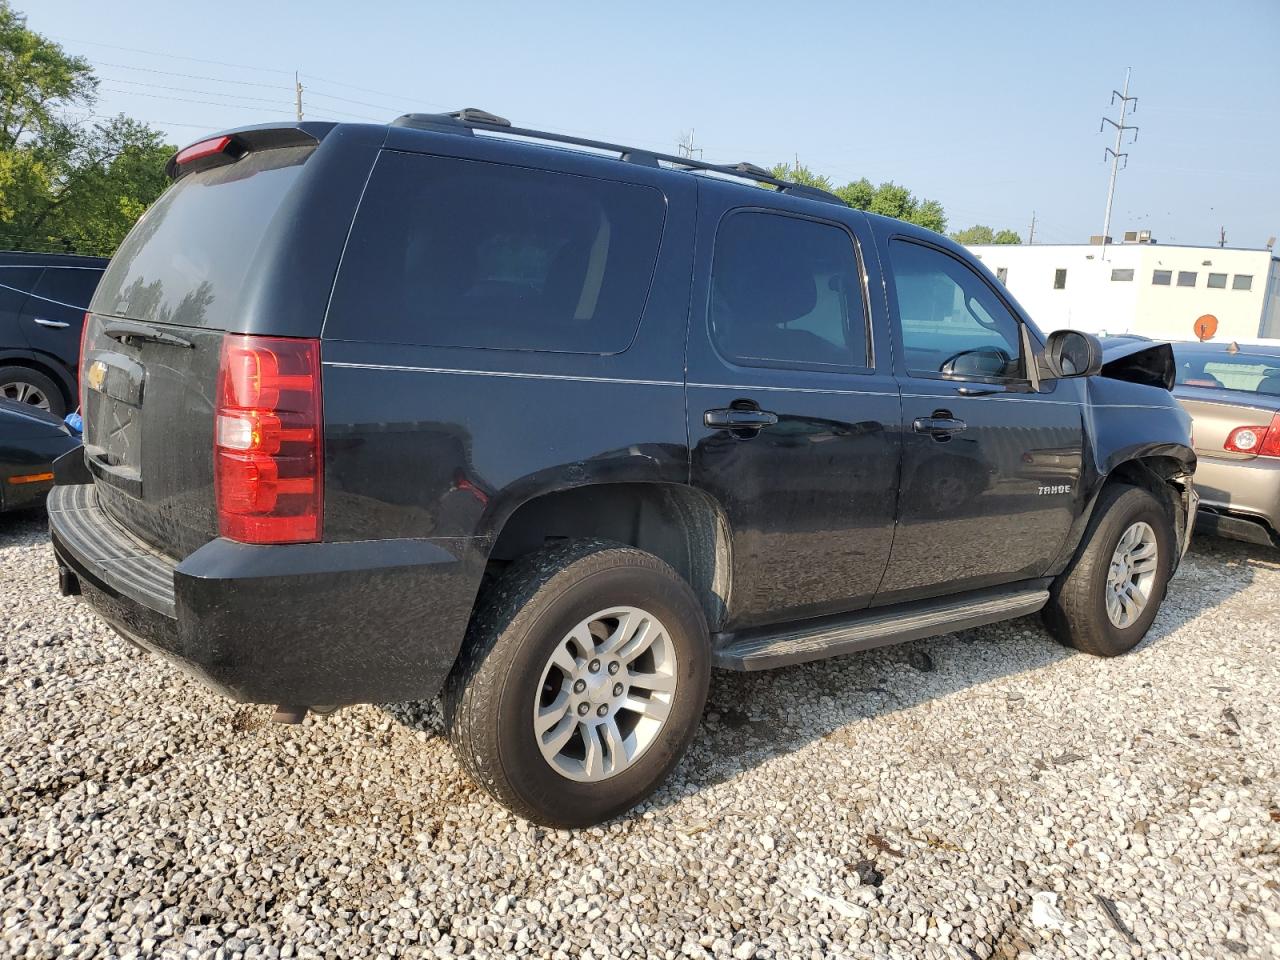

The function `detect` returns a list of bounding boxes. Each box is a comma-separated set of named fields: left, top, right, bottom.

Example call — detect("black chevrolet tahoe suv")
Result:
left=49, top=111, right=1197, bottom=826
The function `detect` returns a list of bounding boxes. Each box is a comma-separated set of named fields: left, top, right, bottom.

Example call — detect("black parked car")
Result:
left=0, top=250, right=108, bottom=417
left=49, top=112, right=1197, bottom=826
left=0, top=399, right=79, bottom=513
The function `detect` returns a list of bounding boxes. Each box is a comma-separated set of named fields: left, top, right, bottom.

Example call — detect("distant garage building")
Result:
left=966, top=237, right=1280, bottom=342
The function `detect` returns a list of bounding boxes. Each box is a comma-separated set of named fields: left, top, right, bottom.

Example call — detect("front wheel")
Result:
left=443, top=539, right=710, bottom=827
left=1043, top=483, right=1175, bottom=657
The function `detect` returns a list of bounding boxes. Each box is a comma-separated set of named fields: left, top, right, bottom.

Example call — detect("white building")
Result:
left=966, top=238, right=1280, bottom=342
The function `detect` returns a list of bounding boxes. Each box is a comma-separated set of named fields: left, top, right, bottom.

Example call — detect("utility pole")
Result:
left=294, top=72, right=304, bottom=122
left=1028, top=210, right=1036, bottom=245
left=1219, top=226, right=1226, bottom=248
left=1100, top=68, right=1138, bottom=251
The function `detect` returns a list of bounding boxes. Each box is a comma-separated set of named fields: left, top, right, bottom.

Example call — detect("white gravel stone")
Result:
left=2, top=512, right=1280, bottom=959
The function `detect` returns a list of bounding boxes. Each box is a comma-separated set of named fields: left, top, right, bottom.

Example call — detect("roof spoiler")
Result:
left=165, top=122, right=335, bottom=180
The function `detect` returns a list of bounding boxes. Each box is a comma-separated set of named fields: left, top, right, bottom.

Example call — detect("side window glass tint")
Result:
left=710, top=211, right=868, bottom=369
left=889, top=239, right=1023, bottom=380
left=0, top=267, right=44, bottom=315
left=33, top=268, right=103, bottom=310
left=326, top=152, right=666, bottom=353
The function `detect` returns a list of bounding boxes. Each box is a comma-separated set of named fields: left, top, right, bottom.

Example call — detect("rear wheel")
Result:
left=443, top=539, right=710, bottom=827
left=0, top=366, right=66, bottom=417
left=1043, top=483, right=1175, bottom=656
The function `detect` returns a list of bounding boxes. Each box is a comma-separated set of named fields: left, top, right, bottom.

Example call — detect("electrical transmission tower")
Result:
left=1100, top=68, right=1138, bottom=249
left=677, top=130, right=702, bottom=160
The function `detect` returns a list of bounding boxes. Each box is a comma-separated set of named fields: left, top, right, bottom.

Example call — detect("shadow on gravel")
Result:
left=645, top=533, right=1270, bottom=810
left=0, top=506, right=48, bottom=543
left=380, top=535, right=1273, bottom=818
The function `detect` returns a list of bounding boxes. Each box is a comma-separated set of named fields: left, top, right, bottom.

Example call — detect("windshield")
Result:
left=1173, top=348, right=1280, bottom=396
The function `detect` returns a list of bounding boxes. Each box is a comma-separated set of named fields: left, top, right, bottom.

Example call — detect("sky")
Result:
left=24, top=0, right=1280, bottom=250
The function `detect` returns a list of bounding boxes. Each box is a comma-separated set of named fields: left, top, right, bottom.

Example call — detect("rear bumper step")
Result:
left=713, top=584, right=1051, bottom=671
left=48, top=484, right=483, bottom=705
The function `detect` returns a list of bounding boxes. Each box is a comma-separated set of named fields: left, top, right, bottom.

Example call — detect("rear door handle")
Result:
left=32, top=317, right=70, bottom=329
left=913, top=416, right=967, bottom=435
left=704, top=408, right=779, bottom=429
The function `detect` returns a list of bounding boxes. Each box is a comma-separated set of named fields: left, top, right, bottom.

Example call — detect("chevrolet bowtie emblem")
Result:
left=86, top=360, right=108, bottom=392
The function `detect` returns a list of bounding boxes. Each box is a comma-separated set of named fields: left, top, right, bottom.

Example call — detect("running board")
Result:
left=713, top=585, right=1050, bottom=671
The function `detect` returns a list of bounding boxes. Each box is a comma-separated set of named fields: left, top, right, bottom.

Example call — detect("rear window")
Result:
left=92, top=147, right=311, bottom=328
left=1174, top=349, right=1280, bottom=395
left=325, top=151, right=666, bottom=353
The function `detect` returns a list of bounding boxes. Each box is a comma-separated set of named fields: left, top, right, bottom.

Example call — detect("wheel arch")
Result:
left=0, top=353, right=75, bottom=408
left=1048, top=449, right=1195, bottom=578
left=481, top=481, right=734, bottom=632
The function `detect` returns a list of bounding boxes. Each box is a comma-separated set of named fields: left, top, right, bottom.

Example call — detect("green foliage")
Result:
left=0, top=1, right=174, bottom=256
left=770, top=163, right=948, bottom=235
left=949, top=224, right=1023, bottom=245
left=766, top=162, right=834, bottom=192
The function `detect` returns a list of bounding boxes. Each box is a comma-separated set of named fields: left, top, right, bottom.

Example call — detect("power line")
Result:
left=99, top=76, right=292, bottom=108
left=89, top=60, right=292, bottom=91
left=98, top=86, right=291, bottom=115
left=50, top=34, right=293, bottom=75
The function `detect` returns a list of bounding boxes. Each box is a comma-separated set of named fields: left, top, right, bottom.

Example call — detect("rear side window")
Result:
left=709, top=211, right=868, bottom=370
left=0, top=267, right=43, bottom=315
left=325, top=152, right=666, bottom=353
left=93, top=147, right=312, bottom=328
left=32, top=268, right=103, bottom=309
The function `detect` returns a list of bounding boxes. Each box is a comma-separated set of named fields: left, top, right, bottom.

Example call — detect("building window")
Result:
left=1176, top=271, right=1197, bottom=287
left=1233, top=274, right=1253, bottom=291
left=1207, top=273, right=1227, bottom=289
left=1053, top=268, right=1067, bottom=290
left=996, top=267, right=1008, bottom=284
left=1110, top=268, right=1134, bottom=281
left=1153, top=270, right=1172, bottom=285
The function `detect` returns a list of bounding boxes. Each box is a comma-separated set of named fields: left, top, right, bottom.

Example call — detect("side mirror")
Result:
left=1041, top=329, right=1103, bottom=379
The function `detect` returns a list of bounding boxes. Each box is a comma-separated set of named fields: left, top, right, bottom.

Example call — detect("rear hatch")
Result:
left=82, top=125, right=357, bottom=559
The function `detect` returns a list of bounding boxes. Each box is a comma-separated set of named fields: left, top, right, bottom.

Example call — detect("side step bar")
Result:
left=713, top=585, right=1051, bottom=671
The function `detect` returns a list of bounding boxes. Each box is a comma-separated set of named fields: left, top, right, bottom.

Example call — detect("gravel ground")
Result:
left=2, top=509, right=1279, bottom=960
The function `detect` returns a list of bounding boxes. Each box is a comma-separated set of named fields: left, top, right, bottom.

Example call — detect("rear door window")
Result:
left=32, top=267, right=103, bottom=310
left=709, top=210, right=869, bottom=370
left=0, top=267, right=43, bottom=317
left=325, top=151, right=666, bottom=353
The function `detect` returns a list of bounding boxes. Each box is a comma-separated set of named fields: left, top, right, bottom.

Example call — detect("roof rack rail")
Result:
left=391, top=109, right=848, bottom=207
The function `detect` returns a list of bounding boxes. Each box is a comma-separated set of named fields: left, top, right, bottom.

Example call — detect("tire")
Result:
left=0, top=366, right=67, bottom=417
left=1043, top=483, right=1175, bottom=657
left=443, top=538, right=711, bottom=827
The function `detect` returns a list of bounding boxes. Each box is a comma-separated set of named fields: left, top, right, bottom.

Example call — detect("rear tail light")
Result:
left=1224, top=413, right=1280, bottom=458
left=215, top=335, right=322, bottom=543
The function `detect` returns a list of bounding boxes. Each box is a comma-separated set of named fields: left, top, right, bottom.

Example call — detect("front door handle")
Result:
left=913, top=416, right=967, bottom=435
left=704, top=408, right=779, bottom=430
left=32, top=317, right=71, bottom=329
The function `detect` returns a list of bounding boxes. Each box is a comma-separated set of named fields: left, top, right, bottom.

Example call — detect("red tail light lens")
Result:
left=215, top=335, right=322, bottom=543
left=1224, top=413, right=1280, bottom=458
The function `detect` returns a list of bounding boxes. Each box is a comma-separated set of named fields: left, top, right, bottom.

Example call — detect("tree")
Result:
left=767, top=161, right=834, bottom=193
left=772, top=162, right=949, bottom=235
left=0, top=1, right=173, bottom=256
left=949, top=224, right=1023, bottom=245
